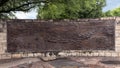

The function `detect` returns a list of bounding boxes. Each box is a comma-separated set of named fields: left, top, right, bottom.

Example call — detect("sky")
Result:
left=15, top=0, right=120, bottom=19
left=15, top=9, right=37, bottom=19
left=103, top=0, right=120, bottom=12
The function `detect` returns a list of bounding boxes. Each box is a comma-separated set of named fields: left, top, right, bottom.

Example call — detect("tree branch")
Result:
left=0, top=0, right=47, bottom=13
left=0, top=0, right=9, bottom=7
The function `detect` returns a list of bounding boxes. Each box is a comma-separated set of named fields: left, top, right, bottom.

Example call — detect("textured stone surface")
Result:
left=115, top=24, right=120, bottom=52
left=7, top=19, right=115, bottom=52
left=0, top=21, right=7, bottom=54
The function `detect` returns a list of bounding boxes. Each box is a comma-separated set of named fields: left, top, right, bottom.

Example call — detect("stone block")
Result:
left=115, top=33, right=120, bottom=37
left=118, top=52, right=120, bottom=57
left=116, top=24, right=120, bottom=28
left=116, top=30, right=120, bottom=33
left=12, top=54, right=22, bottom=58
left=116, top=26, right=120, bottom=29
left=1, top=54, right=11, bottom=59
left=21, top=53, right=29, bottom=57
left=116, top=28, right=119, bottom=31
left=116, top=48, right=120, bottom=52
left=115, top=41, right=120, bottom=45
left=85, top=53, right=90, bottom=56
left=0, top=40, right=6, bottom=43
left=33, top=53, right=43, bottom=57
left=0, top=37, right=6, bottom=41
left=115, top=46, right=120, bottom=52
left=2, top=36, right=7, bottom=40
left=116, top=38, right=120, bottom=42
left=111, top=53, right=118, bottom=57
left=58, top=52, right=67, bottom=57
left=0, top=51, right=5, bottom=54
left=71, top=53, right=77, bottom=56
left=0, top=45, right=6, bottom=54
left=66, top=53, right=72, bottom=56
left=87, top=53, right=93, bottom=56
left=105, top=52, right=112, bottom=56
left=0, top=41, right=6, bottom=45
left=81, top=53, right=88, bottom=56
left=93, top=53, right=99, bottom=56
left=0, top=33, right=6, bottom=37
left=28, top=53, right=34, bottom=57
left=98, top=52, right=105, bottom=56
left=75, top=53, right=80, bottom=56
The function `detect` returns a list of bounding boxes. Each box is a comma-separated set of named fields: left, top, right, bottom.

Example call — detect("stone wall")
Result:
left=0, top=17, right=119, bottom=56
left=0, top=17, right=120, bottom=59
left=115, top=17, right=120, bottom=52
left=0, top=20, right=7, bottom=54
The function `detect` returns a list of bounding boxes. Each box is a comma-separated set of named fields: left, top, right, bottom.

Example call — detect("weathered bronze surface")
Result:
left=7, top=20, right=115, bottom=52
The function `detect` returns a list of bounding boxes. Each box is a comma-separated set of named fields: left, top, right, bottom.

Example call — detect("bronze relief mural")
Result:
left=7, top=20, right=115, bottom=52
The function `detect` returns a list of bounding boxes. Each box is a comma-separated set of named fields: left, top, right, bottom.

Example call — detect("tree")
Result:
left=0, top=0, right=47, bottom=19
left=104, top=7, right=120, bottom=17
left=37, top=0, right=106, bottom=19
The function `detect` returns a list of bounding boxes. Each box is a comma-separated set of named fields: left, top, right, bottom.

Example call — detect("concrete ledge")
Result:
left=2, top=51, right=120, bottom=60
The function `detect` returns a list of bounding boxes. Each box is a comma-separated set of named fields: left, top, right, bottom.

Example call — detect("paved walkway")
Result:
left=0, top=58, right=40, bottom=68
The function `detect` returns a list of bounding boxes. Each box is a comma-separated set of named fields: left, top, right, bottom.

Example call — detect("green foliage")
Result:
left=37, top=0, right=106, bottom=19
left=0, top=13, right=16, bottom=19
left=0, top=0, right=45, bottom=19
left=104, top=7, right=120, bottom=17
